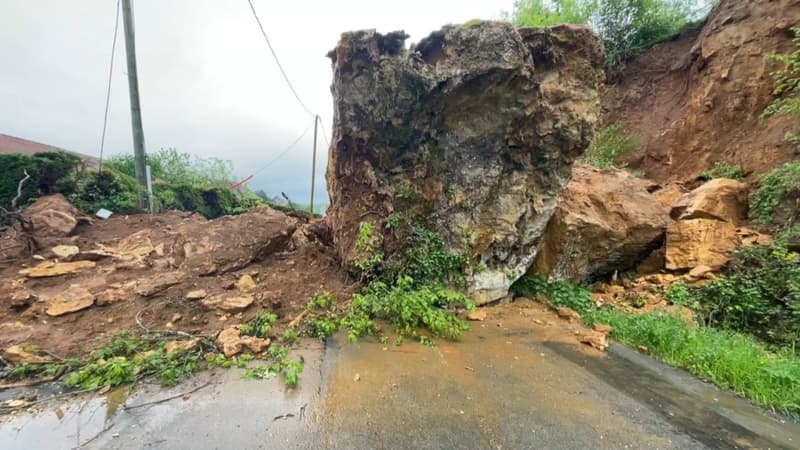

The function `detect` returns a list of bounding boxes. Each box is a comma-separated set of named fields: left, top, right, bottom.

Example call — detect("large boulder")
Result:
left=670, top=178, right=748, bottom=225
left=532, top=165, right=669, bottom=282
left=326, top=22, right=604, bottom=303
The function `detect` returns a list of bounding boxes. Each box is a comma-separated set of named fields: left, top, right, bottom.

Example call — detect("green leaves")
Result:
left=749, top=162, right=800, bottom=226
left=700, top=162, right=745, bottom=181
left=583, top=123, right=637, bottom=169
left=241, top=312, right=278, bottom=338
left=512, top=274, right=594, bottom=314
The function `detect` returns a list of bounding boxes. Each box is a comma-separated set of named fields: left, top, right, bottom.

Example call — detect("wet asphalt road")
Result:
left=1, top=303, right=799, bottom=449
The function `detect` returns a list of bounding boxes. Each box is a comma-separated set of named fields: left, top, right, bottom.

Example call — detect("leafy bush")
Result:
left=509, top=0, right=709, bottom=70
left=106, top=148, right=234, bottom=188
left=241, top=312, right=278, bottom=338
left=512, top=273, right=594, bottom=314
left=392, top=225, right=467, bottom=285
left=690, top=244, right=800, bottom=346
left=749, top=162, right=800, bottom=226
left=583, top=123, right=637, bottom=169
left=762, top=27, right=800, bottom=121
left=584, top=309, right=800, bottom=416
left=70, top=169, right=141, bottom=214
left=701, top=162, right=745, bottom=181
left=0, top=152, right=82, bottom=210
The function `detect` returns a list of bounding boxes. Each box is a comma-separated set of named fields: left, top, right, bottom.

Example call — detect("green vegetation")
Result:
left=508, top=0, right=710, bottom=70
left=240, top=312, right=278, bottom=338
left=241, top=345, right=304, bottom=389
left=583, top=123, right=637, bottom=169
left=749, top=162, right=800, bottom=226
left=0, top=152, right=82, bottom=215
left=762, top=27, right=800, bottom=153
left=513, top=270, right=800, bottom=416
left=701, top=162, right=745, bottom=181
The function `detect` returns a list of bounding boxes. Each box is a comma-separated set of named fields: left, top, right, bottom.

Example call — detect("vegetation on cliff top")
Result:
left=508, top=0, right=712, bottom=70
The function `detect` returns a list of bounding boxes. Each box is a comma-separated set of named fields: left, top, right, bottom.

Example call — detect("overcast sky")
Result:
left=0, top=0, right=513, bottom=203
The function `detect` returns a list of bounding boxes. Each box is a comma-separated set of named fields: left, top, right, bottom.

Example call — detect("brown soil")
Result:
left=604, top=0, right=800, bottom=185
left=0, top=211, right=356, bottom=359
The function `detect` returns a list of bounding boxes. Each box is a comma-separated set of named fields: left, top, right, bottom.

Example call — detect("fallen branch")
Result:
left=11, top=169, right=31, bottom=210
left=122, top=381, right=213, bottom=411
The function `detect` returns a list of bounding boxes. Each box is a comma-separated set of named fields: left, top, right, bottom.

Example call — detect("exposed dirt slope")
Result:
left=604, top=0, right=800, bottom=183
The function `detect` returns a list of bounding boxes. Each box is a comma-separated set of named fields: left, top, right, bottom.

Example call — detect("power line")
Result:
left=98, top=0, right=121, bottom=172
left=318, top=118, right=331, bottom=149
left=246, top=0, right=315, bottom=118
left=251, top=118, right=315, bottom=178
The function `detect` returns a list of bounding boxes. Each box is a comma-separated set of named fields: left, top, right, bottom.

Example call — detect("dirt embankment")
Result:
left=604, top=0, right=800, bottom=184
left=0, top=196, right=355, bottom=358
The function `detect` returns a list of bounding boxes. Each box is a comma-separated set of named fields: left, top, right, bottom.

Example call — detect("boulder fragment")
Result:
left=533, top=165, right=669, bottom=282
left=2, top=344, right=54, bottom=365
left=51, top=245, right=80, bottom=260
left=665, top=219, right=738, bottom=270
left=165, top=338, right=201, bottom=355
left=216, top=326, right=270, bottom=357
left=19, top=260, right=96, bottom=278
left=45, top=286, right=95, bottom=316
left=201, top=294, right=254, bottom=312
left=236, top=274, right=257, bottom=292
left=577, top=330, right=609, bottom=351
left=21, top=194, right=80, bottom=238
left=670, top=178, right=748, bottom=224
left=326, top=23, right=604, bottom=304
left=135, top=271, right=186, bottom=297
left=185, top=289, right=208, bottom=300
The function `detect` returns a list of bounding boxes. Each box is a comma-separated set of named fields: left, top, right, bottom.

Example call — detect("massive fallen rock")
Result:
left=670, top=178, right=748, bottom=225
left=532, top=165, right=669, bottom=282
left=326, top=22, right=604, bottom=303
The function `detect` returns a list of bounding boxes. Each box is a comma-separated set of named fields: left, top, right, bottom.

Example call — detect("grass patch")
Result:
left=583, top=123, right=637, bottom=169
left=584, top=309, right=800, bottom=416
left=701, top=162, right=745, bottom=181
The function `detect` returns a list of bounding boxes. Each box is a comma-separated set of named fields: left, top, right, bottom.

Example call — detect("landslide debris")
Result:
left=327, top=22, right=605, bottom=304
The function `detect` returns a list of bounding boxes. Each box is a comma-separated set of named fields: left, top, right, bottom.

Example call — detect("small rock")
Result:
left=95, top=288, right=128, bottom=306
left=236, top=274, right=257, bottom=292
left=165, top=338, right=200, bottom=355
left=2, top=344, right=54, bottom=365
left=592, top=323, right=614, bottom=334
left=135, top=271, right=186, bottom=297
left=688, top=265, right=714, bottom=280
left=9, top=288, right=37, bottom=308
left=202, top=294, right=255, bottom=312
left=185, top=289, right=208, bottom=300
left=45, top=286, right=95, bottom=316
left=467, top=310, right=487, bottom=321
left=216, top=326, right=270, bottom=357
left=577, top=330, right=609, bottom=351
left=557, top=307, right=581, bottom=322
left=19, top=260, right=96, bottom=278
left=171, top=313, right=183, bottom=323
left=6, top=399, right=29, bottom=408
left=51, top=245, right=80, bottom=260
left=353, top=373, right=361, bottom=382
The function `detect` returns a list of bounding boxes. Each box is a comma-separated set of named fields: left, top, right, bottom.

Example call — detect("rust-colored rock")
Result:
left=45, top=286, right=95, bottom=316
left=665, top=219, right=738, bottom=270
left=577, top=330, right=609, bottom=351
left=95, top=288, right=129, bottom=306
left=236, top=274, right=257, bottom=292
left=135, top=271, right=186, bottom=297
left=165, top=338, right=201, bottom=355
left=21, top=194, right=80, bottom=239
left=202, top=294, right=254, bottom=313
left=327, top=23, right=604, bottom=304
left=216, top=326, right=270, bottom=357
left=2, top=344, right=54, bottom=365
left=466, top=310, right=487, bottom=321
left=19, top=260, right=96, bottom=278
left=652, top=183, right=687, bottom=211
left=185, top=289, right=208, bottom=300
left=557, top=307, right=581, bottom=322
left=671, top=178, right=748, bottom=224
left=533, top=165, right=669, bottom=282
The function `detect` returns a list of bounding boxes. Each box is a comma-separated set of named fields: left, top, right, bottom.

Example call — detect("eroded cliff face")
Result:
left=326, top=22, right=604, bottom=303
left=606, top=0, right=800, bottom=183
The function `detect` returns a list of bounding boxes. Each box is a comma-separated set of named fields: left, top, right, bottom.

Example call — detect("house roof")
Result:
left=0, top=133, right=100, bottom=167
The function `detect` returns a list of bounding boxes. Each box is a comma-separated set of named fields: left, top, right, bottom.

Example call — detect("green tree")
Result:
left=509, top=0, right=708, bottom=70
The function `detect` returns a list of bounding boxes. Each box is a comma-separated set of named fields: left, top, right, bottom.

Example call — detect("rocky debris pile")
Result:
left=327, top=22, right=604, bottom=303
left=532, top=165, right=669, bottom=282
left=664, top=178, right=769, bottom=270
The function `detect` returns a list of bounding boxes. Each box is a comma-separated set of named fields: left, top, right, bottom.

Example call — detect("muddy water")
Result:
left=1, top=301, right=798, bottom=449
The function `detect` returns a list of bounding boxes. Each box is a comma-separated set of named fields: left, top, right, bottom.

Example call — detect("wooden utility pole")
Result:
left=121, top=0, right=148, bottom=209
left=309, top=115, right=319, bottom=217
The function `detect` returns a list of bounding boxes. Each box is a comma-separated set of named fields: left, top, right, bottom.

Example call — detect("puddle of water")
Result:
left=0, top=396, right=108, bottom=450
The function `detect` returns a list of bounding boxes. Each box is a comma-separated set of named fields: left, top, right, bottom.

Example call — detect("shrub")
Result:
left=749, top=162, right=800, bottom=226
left=508, top=0, right=709, bottom=70
left=511, top=273, right=594, bottom=314
left=701, top=162, right=745, bottom=181
left=583, top=123, right=637, bottom=169
left=70, top=169, right=140, bottom=214
left=0, top=151, right=82, bottom=210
